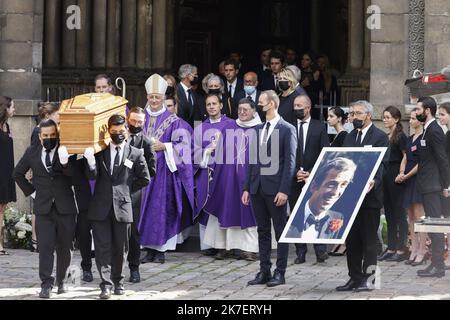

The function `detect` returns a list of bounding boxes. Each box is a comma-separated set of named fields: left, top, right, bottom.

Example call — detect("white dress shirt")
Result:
left=109, top=142, right=126, bottom=174
left=297, top=116, right=311, bottom=153
left=41, top=147, right=56, bottom=172
left=227, top=78, right=238, bottom=98
left=260, top=115, right=281, bottom=145
left=180, top=82, right=193, bottom=105
left=357, top=123, right=373, bottom=145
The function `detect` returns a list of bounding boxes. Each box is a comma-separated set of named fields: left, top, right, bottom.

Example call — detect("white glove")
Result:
left=58, top=146, right=70, bottom=165
left=84, top=147, right=96, bottom=167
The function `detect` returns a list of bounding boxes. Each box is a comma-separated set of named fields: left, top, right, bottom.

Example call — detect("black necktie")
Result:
left=187, top=89, right=193, bottom=106
left=356, top=131, right=362, bottom=146
left=247, top=95, right=253, bottom=102
left=130, top=135, right=136, bottom=147
left=229, top=85, right=233, bottom=98
left=262, top=122, right=271, bottom=144
left=304, top=214, right=327, bottom=232
left=112, top=146, right=121, bottom=176
left=45, top=150, right=52, bottom=173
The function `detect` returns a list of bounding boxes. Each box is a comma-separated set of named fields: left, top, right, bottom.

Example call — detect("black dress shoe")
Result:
left=247, top=272, right=272, bottom=286
left=202, top=248, right=218, bottom=256
left=99, top=287, right=112, bottom=300
left=39, top=287, right=52, bottom=299
left=114, top=286, right=125, bottom=296
left=386, top=252, right=408, bottom=262
left=336, top=279, right=360, bottom=292
left=294, top=254, right=306, bottom=264
left=417, top=265, right=445, bottom=278
left=82, top=270, right=93, bottom=282
left=378, top=250, right=395, bottom=261
left=266, top=271, right=285, bottom=287
left=153, top=251, right=165, bottom=264
left=316, top=253, right=329, bottom=263
left=57, top=283, right=68, bottom=295
left=354, top=280, right=374, bottom=292
left=140, top=250, right=155, bottom=264
left=129, top=270, right=141, bottom=283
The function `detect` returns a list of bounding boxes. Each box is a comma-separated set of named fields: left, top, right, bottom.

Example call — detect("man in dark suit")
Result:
left=259, top=50, right=285, bottom=93
left=176, top=64, right=205, bottom=127
left=337, top=100, right=390, bottom=292
left=126, top=107, right=156, bottom=283
left=83, top=115, right=150, bottom=299
left=287, top=157, right=356, bottom=240
left=234, top=72, right=265, bottom=122
left=255, top=47, right=272, bottom=89
left=415, top=97, right=450, bottom=278
left=222, top=59, right=244, bottom=120
left=13, top=119, right=78, bottom=299
left=242, top=90, right=297, bottom=287
left=290, top=95, right=330, bottom=263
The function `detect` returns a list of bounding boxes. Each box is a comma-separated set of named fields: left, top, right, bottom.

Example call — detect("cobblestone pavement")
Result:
left=1, top=247, right=450, bottom=300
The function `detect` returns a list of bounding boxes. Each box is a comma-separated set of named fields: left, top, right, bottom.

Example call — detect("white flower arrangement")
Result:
left=3, top=206, right=33, bottom=249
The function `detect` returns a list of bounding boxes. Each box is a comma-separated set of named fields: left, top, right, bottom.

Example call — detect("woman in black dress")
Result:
left=396, top=111, right=427, bottom=266
left=379, top=106, right=409, bottom=262
left=0, top=96, right=17, bottom=255
left=277, top=68, right=300, bottom=124
left=327, top=107, right=348, bottom=147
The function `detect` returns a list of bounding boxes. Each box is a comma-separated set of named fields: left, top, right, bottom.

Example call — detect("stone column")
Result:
left=152, top=0, right=167, bottom=70
left=363, top=0, right=372, bottom=70
left=121, top=0, right=137, bottom=68
left=348, top=0, right=364, bottom=70
left=0, top=0, right=44, bottom=212
left=165, top=0, right=176, bottom=71
left=136, top=0, right=153, bottom=69
left=62, top=0, right=77, bottom=68
left=43, top=0, right=61, bottom=68
left=106, top=0, right=121, bottom=68
left=76, top=0, right=91, bottom=68
left=92, top=0, right=108, bottom=68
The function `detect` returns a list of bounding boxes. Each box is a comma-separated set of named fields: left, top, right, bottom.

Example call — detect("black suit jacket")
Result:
left=417, top=120, right=450, bottom=194
left=222, top=79, right=245, bottom=120
left=13, top=145, right=78, bottom=216
left=259, top=74, right=277, bottom=92
left=343, top=124, right=390, bottom=209
left=176, top=83, right=205, bottom=127
left=255, top=65, right=272, bottom=90
left=86, top=144, right=150, bottom=223
left=71, top=156, right=92, bottom=213
left=244, top=118, right=297, bottom=196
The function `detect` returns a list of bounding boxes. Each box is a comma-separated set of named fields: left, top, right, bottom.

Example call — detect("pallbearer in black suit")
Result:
left=289, top=95, right=330, bottom=264
left=126, top=107, right=156, bottom=283
left=243, top=90, right=297, bottom=287
left=338, top=101, right=390, bottom=292
left=84, top=115, right=150, bottom=299
left=13, top=120, right=78, bottom=299
left=415, top=97, right=450, bottom=278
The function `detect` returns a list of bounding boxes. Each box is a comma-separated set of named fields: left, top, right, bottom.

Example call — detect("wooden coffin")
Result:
left=59, top=93, right=128, bottom=154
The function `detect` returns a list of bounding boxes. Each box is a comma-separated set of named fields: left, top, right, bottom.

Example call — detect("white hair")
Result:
left=286, top=65, right=302, bottom=83
left=352, top=100, right=374, bottom=114
left=202, top=73, right=225, bottom=94
left=178, top=64, right=197, bottom=80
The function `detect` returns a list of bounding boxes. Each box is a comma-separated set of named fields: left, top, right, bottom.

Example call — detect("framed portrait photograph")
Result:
left=280, top=147, right=388, bottom=245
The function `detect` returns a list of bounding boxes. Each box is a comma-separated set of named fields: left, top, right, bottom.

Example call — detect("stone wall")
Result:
left=0, top=0, right=44, bottom=212
left=424, top=0, right=450, bottom=71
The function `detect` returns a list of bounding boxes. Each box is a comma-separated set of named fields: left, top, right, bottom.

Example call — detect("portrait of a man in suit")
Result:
left=286, top=157, right=356, bottom=240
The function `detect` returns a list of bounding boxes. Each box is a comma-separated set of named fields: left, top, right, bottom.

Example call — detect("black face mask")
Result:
left=165, top=86, right=175, bottom=97
left=128, top=125, right=143, bottom=135
left=42, top=138, right=58, bottom=151
left=294, top=109, right=306, bottom=120
left=110, top=133, right=126, bottom=145
left=353, top=119, right=364, bottom=130
left=209, top=89, right=221, bottom=95
left=278, top=81, right=290, bottom=92
left=416, top=112, right=427, bottom=123
left=190, top=76, right=199, bottom=86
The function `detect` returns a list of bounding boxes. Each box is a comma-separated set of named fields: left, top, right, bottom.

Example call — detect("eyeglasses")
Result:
left=238, top=108, right=252, bottom=114
left=350, top=111, right=367, bottom=117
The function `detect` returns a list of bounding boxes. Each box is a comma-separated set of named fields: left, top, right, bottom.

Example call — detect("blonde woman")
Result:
left=277, top=68, right=302, bottom=123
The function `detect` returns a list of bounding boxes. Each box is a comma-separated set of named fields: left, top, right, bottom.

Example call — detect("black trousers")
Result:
left=422, top=192, right=445, bottom=268
left=76, top=210, right=92, bottom=272
left=35, top=205, right=76, bottom=288
left=383, top=165, right=408, bottom=251
left=127, top=205, right=141, bottom=271
left=92, top=210, right=130, bottom=289
left=251, top=188, right=289, bottom=275
left=289, top=185, right=326, bottom=258
left=346, top=208, right=380, bottom=284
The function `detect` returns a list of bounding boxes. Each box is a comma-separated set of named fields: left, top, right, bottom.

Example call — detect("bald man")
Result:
left=235, top=72, right=265, bottom=122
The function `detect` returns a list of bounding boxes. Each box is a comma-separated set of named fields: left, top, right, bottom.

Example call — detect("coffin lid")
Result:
left=59, top=93, right=128, bottom=114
